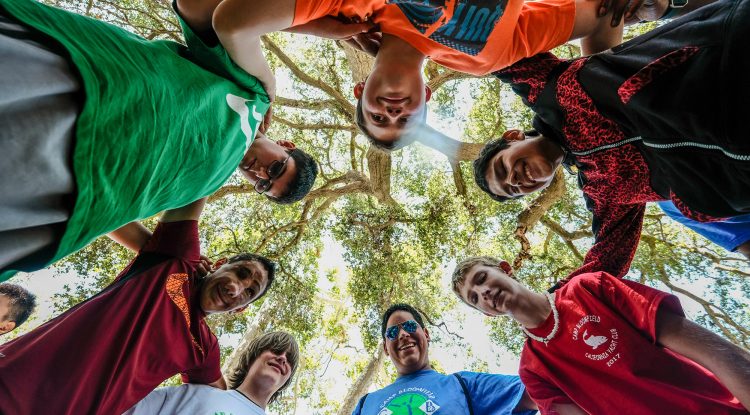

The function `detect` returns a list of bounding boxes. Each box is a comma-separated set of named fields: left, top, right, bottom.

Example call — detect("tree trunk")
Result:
left=336, top=345, right=387, bottom=415
left=222, top=299, right=275, bottom=375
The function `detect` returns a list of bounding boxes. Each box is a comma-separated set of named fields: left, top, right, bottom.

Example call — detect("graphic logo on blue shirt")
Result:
left=386, top=0, right=508, bottom=56
left=378, top=393, right=441, bottom=414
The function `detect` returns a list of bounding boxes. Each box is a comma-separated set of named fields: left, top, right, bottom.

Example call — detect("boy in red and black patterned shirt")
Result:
left=474, top=0, right=750, bottom=283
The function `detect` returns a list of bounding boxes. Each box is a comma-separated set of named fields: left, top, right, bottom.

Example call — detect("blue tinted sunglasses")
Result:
left=385, top=320, right=420, bottom=341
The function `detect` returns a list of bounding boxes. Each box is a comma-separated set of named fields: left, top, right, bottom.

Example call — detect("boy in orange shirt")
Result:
left=184, top=0, right=646, bottom=149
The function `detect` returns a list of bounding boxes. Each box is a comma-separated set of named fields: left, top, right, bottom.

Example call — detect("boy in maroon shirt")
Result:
left=473, top=0, right=750, bottom=284
left=452, top=256, right=750, bottom=415
left=0, top=198, right=276, bottom=415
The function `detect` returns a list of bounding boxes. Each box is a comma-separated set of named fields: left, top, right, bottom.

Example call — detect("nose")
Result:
left=481, top=288, right=492, bottom=302
left=386, top=106, right=402, bottom=116
left=254, top=167, right=270, bottom=179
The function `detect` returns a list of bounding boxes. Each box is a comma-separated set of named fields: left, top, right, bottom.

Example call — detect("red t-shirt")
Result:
left=292, top=0, right=575, bottom=75
left=519, top=272, right=746, bottom=415
left=0, top=221, right=221, bottom=415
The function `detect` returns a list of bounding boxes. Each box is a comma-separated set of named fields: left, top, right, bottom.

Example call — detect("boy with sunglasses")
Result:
left=473, top=0, right=749, bottom=284
left=352, top=303, right=538, bottom=414
left=451, top=256, right=750, bottom=414
left=0, top=0, right=318, bottom=282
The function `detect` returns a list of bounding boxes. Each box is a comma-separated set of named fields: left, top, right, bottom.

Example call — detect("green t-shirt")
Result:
left=0, top=0, right=270, bottom=281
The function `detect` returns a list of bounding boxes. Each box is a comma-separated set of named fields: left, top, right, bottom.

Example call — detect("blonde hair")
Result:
left=226, top=331, right=300, bottom=404
left=451, top=256, right=503, bottom=298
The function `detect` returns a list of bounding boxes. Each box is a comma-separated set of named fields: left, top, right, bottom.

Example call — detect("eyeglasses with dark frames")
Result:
left=254, top=150, right=295, bottom=195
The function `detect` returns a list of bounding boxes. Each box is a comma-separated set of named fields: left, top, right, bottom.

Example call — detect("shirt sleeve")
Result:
left=292, top=0, right=340, bottom=26
left=140, top=220, right=201, bottom=262
left=565, top=196, right=645, bottom=282
left=659, top=200, right=750, bottom=251
left=495, top=0, right=575, bottom=69
left=519, top=366, right=572, bottom=414
left=459, top=372, right=537, bottom=415
left=181, top=334, right=222, bottom=384
left=590, top=272, right=685, bottom=343
left=493, top=53, right=564, bottom=108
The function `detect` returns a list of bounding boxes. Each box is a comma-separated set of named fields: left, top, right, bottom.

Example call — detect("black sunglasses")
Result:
left=254, top=150, right=294, bottom=195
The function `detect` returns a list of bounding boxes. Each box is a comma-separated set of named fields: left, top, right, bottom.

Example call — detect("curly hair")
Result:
left=0, top=283, right=37, bottom=328
left=226, top=331, right=300, bottom=405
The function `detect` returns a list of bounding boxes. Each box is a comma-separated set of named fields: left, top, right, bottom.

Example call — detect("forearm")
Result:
left=107, top=222, right=152, bottom=252
left=552, top=403, right=588, bottom=415
left=734, top=240, right=750, bottom=260
left=657, top=312, right=750, bottom=410
left=161, top=198, right=207, bottom=223
left=571, top=0, right=624, bottom=55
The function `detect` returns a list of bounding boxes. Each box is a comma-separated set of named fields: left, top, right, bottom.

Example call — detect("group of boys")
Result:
left=1, top=0, right=749, bottom=412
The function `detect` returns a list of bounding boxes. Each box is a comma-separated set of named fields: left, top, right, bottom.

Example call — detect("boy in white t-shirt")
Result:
left=124, top=331, right=299, bottom=414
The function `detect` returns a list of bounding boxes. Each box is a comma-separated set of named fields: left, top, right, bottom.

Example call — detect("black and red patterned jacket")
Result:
left=494, top=2, right=750, bottom=281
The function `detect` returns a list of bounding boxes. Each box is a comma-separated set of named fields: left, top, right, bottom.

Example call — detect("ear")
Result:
left=213, top=257, right=228, bottom=270
left=0, top=320, right=16, bottom=335
left=501, top=129, right=524, bottom=142
left=353, top=81, right=365, bottom=99
left=232, top=305, right=248, bottom=314
left=424, top=85, right=432, bottom=102
left=275, top=140, right=296, bottom=150
left=499, top=260, right=513, bottom=276
left=423, top=327, right=430, bottom=343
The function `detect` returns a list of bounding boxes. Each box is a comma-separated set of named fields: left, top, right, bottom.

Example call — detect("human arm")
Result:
left=563, top=197, right=646, bottom=283
left=211, top=0, right=298, bottom=101
left=736, top=241, right=750, bottom=260
left=569, top=0, right=624, bottom=55
left=656, top=309, right=750, bottom=410
left=283, top=16, right=380, bottom=56
left=205, top=375, right=228, bottom=390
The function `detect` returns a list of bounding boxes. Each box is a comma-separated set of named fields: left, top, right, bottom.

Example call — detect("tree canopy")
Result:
left=10, top=2, right=750, bottom=414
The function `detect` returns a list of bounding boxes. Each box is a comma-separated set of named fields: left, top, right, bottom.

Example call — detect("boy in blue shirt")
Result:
left=352, top=303, right=537, bottom=415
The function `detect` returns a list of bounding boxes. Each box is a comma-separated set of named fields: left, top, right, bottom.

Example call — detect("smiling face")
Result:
left=244, top=349, right=293, bottom=393
left=457, top=263, right=532, bottom=317
left=198, top=260, right=270, bottom=314
left=354, top=74, right=431, bottom=146
left=383, top=310, right=431, bottom=376
left=485, top=130, right=563, bottom=198
left=239, top=132, right=297, bottom=199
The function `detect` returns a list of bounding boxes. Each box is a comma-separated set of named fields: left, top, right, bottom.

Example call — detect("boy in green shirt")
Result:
left=0, top=0, right=318, bottom=281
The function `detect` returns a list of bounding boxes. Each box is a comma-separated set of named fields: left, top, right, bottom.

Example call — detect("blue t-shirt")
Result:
left=353, top=369, right=535, bottom=415
left=657, top=201, right=750, bottom=251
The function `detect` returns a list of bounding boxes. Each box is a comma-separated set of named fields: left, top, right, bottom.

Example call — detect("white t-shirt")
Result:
left=123, top=384, right=265, bottom=415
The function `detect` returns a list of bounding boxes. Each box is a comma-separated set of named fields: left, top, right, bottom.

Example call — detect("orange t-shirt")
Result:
left=293, top=0, right=576, bottom=75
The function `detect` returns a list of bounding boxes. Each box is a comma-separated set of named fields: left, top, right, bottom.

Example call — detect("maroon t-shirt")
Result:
left=0, top=221, right=221, bottom=415
left=519, top=272, right=746, bottom=414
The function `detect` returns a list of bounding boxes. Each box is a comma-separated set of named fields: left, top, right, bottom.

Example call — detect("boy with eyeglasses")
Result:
left=451, top=256, right=750, bottom=414
left=351, top=303, right=538, bottom=414
left=0, top=0, right=318, bottom=282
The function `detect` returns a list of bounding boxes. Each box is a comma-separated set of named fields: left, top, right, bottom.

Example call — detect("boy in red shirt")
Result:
left=194, top=0, right=647, bottom=150
left=0, top=198, right=276, bottom=415
left=451, top=256, right=750, bottom=415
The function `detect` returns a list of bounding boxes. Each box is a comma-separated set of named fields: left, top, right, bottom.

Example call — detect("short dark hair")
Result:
left=355, top=97, right=424, bottom=151
left=0, top=283, right=37, bottom=328
left=269, top=149, right=318, bottom=205
left=228, top=253, right=276, bottom=300
left=473, top=137, right=515, bottom=202
left=226, top=331, right=300, bottom=404
left=381, top=303, right=426, bottom=339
